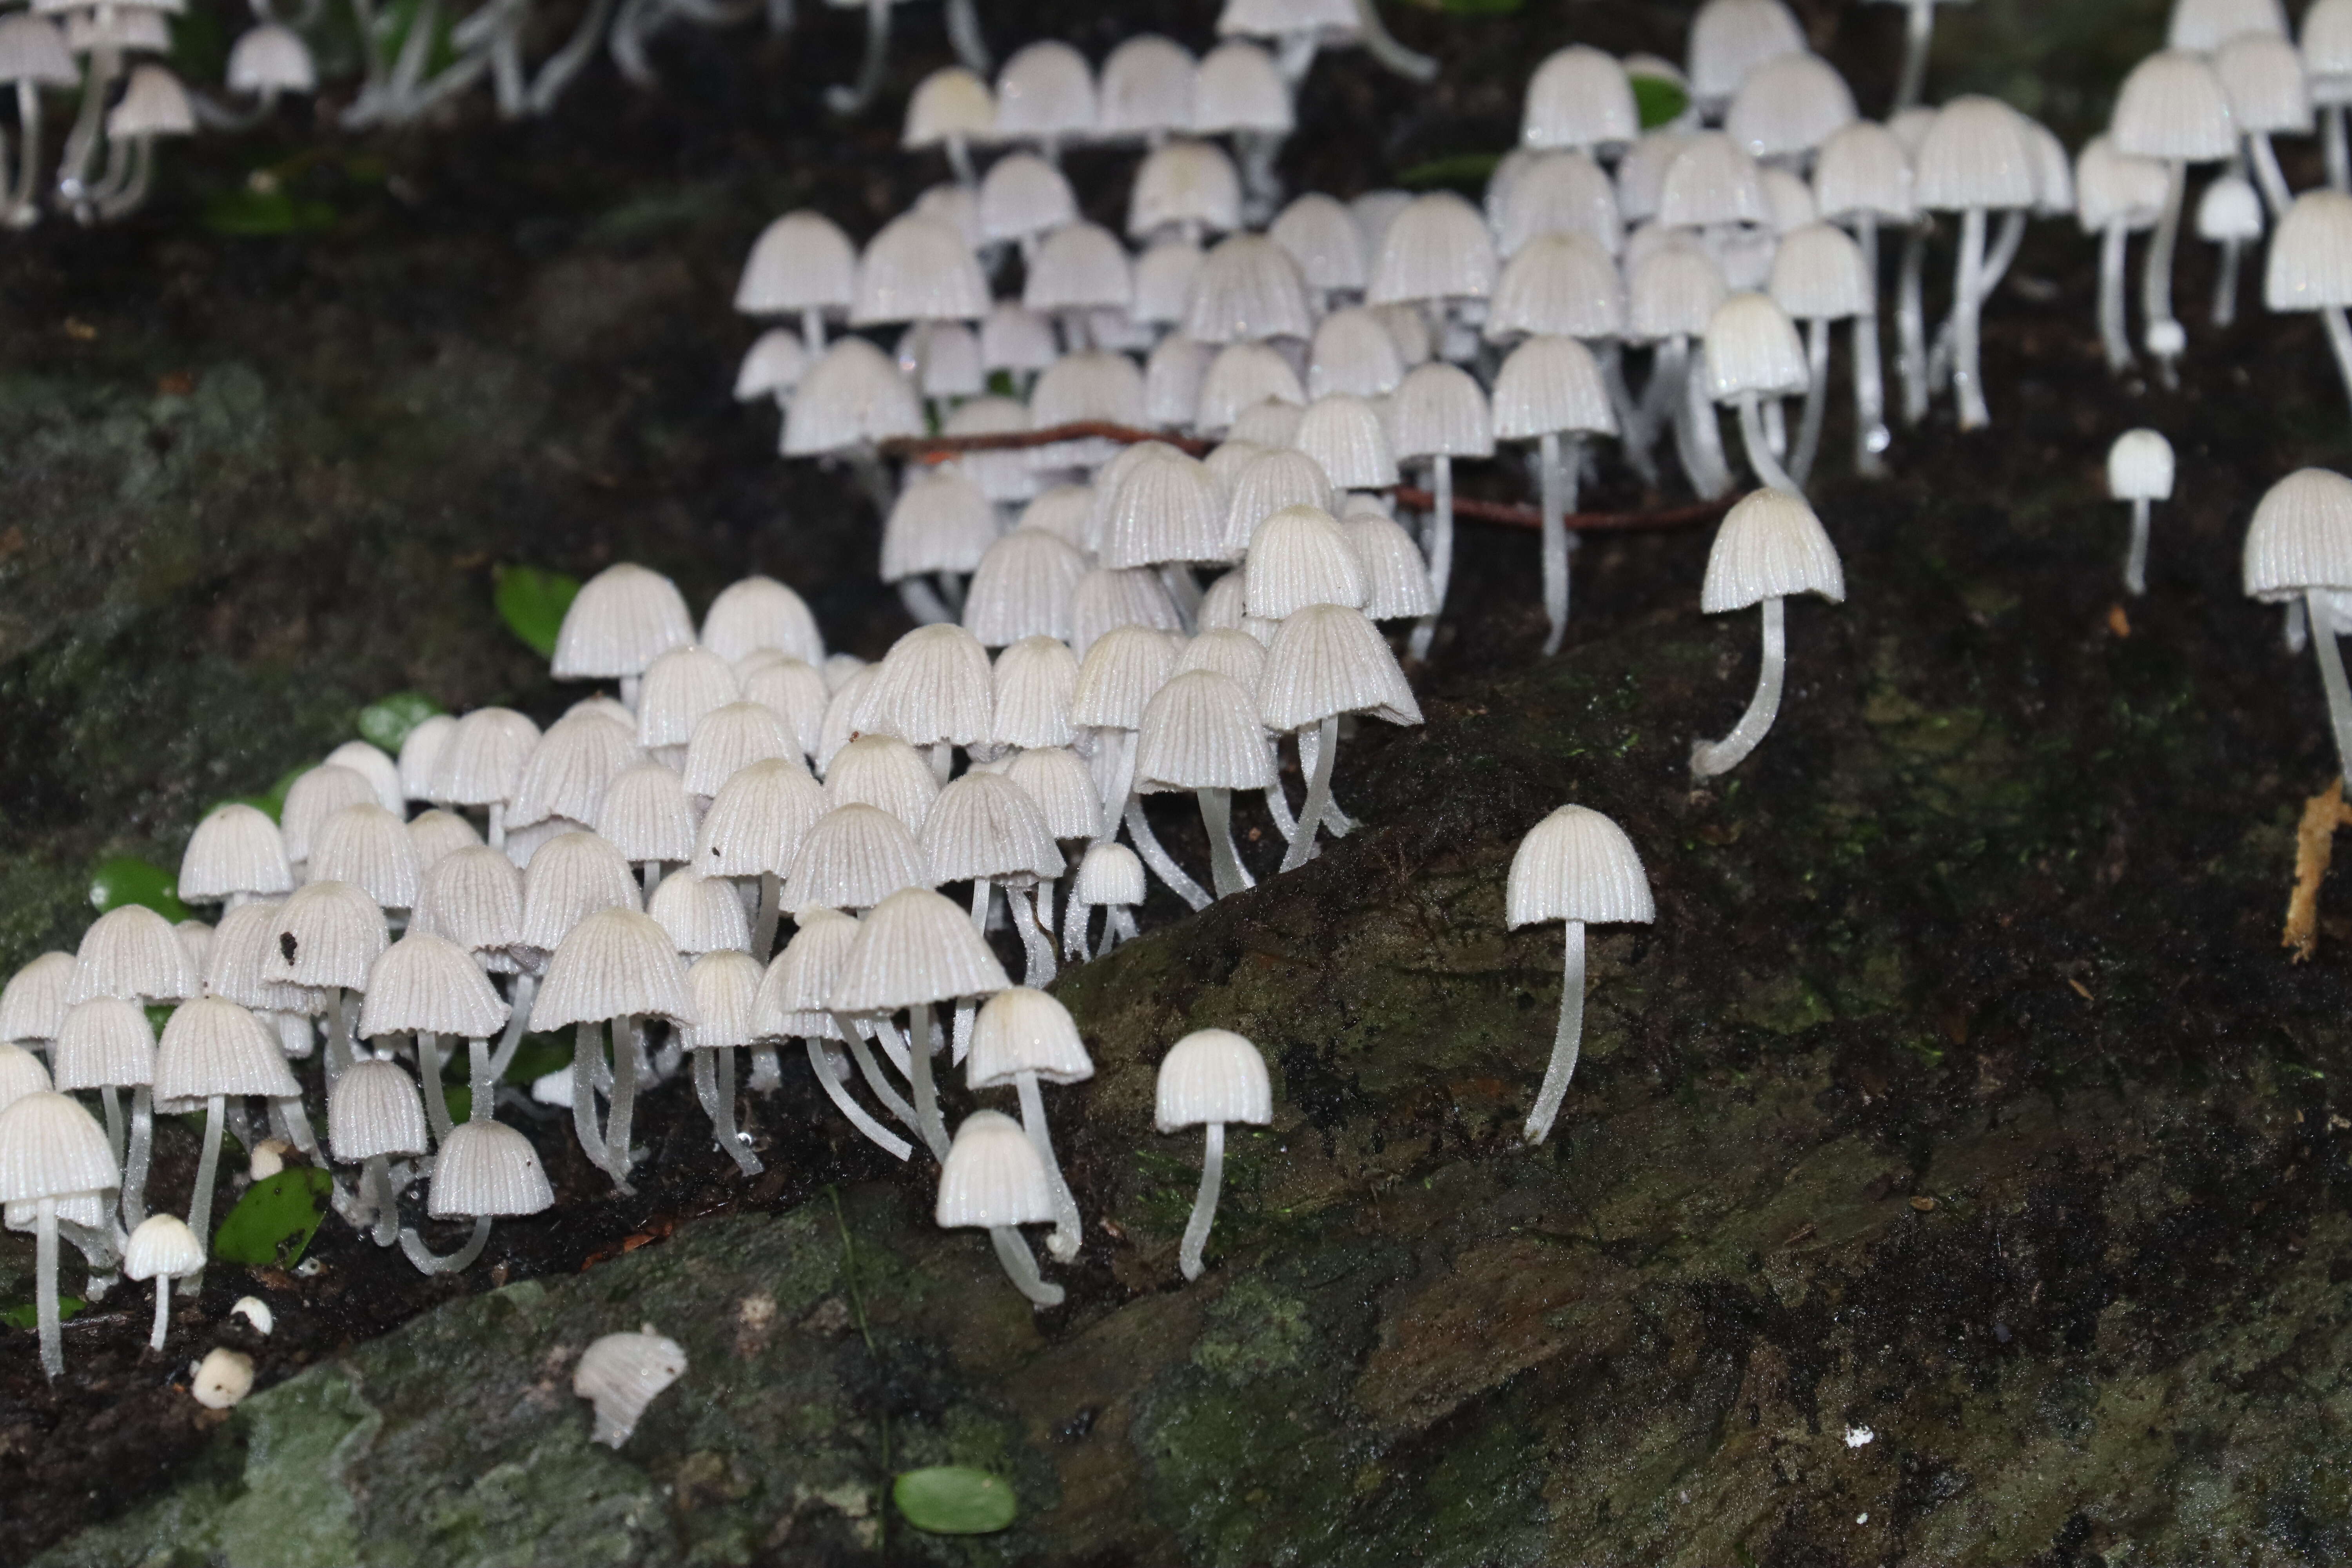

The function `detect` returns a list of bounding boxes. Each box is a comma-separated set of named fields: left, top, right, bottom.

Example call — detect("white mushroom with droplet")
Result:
left=574, top=1326, right=688, bottom=1447
left=1155, top=1028, right=1272, bottom=1281
left=1507, top=806, right=1655, bottom=1145
left=1690, top=489, right=1847, bottom=780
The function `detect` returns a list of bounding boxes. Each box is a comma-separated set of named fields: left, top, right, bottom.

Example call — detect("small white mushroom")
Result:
left=2107, top=429, right=2176, bottom=596
left=1690, top=490, right=1847, bottom=780
left=1507, top=806, right=1656, bottom=1145
left=1155, top=1029, right=1272, bottom=1281
left=123, top=1213, right=204, bottom=1351
left=191, top=1347, right=255, bottom=1409
left=229, top=1296, right=274, bottom=1334
left=573, top=1326, right=688, bottom=1447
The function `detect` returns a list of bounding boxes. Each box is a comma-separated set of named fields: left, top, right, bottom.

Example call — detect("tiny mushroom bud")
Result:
left=574, top=1327, right=689, bottom=1447
left=1155, top=1029, right=1272, bottom=1281
left=1507, top=806, right=1655, bottom=1145
left=230, top=1296, right=273, bottom=1334
left=2107, top=429, right=2177, bottom=596
left=191, top=1347, right=256, bottom=1410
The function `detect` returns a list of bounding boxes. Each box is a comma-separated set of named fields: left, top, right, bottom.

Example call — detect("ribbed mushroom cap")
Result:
left=853, top=213, right=989, bottom=327
left=176, top=921, right=213, bottom=977
left=2170, top=0, right=2287, bottom=53
left=1094, top=34, right=1190, bottom=135
left=70, top=904, right=196, bottom=1006
left=398, top=715, right=457, bottom=803
left=1005, top=747, right=1103, bottom=839
left=683, top=702, right=794, bottom=799
left=1136, top=670, right=1276, bottom=792
left=409, top=810, right=483, bottom=873
left=311, top=804, right=423, bottom=912
left=782, top=337, right=924, bottom=456
left=1259, top=603, right=1423, bottom=731
left=736, top=328, right=808, bottom=403
left=323, top=740, right=403, bottom=814
left=1216, top=0, right=1357, bottom=40
left=1220, top=450, right=1332, bottom=562
left=1074, top=842, right=1147, bottom=906
left=108, top=64, right=194, bottom=138
left=995, top=38, right=1096, bottom=140
left=1487, top=232, right=1626, bottom=342
left=431, top=709, right=542, bottom=811
left=69, top=7, right=169, bottom=55
left=1130, top=245, right=1206, bottom=334
left=328, top=1057, right=428, bottom=1161
left=268, top=880, right=387, bottom=992
left=1071, top=568, right=1184, bottom=660
left=1345, top=514, right=1437, bottom=622
left=359, top=934, right=509, bottom=1039
left=280, top=764, right=378, bottom=864
left=743, top=658, right=833, bottom=762
left=155, top=998, right=299, bottom=1104
left=1164, top=633, right=1259, bottom=697
left=1195, top=342, right=1305, bottom=434
left=914, top=320, right=993, bottom=391
left=410, top=846, right=524, bottom=974
left=786, top=805, right=933, bottom=912
left=531, top=907, right=693, bottom=1029
left=815, top=668, right=878, bottom=774
left=881, top=469, right=1000, bottom=584
left=963, top=531, right=1087, bottom=649
left=180, top=804, right=294, bottom=904
left=552, top=563, right=695, bottom=682
left=978, top=151, right=1076, bottom=242
left=1307, top=309, right=1405, bottom=401
left=1628, top=244, right=1730, bottom=341
left=1657, top=133, right=1771, bottom=229
left=905, top=63, right=994, bottom=146
left=1700, top=488, right=1847, bottom=612
left=0, top=1040, right=50, bottom=1115
left=595, top=762, right=698, bottom=866
left=695, top=758, right=827, bottom=881
left=990, top=636, right=1082, bottom=751
left=1194, top=37, right=1290, bottom=132
left=1269, top=192, right=1367, bottom=294
left=2108, top=430, right=2178, bottom=502
left=1913, top=96, right=2039, bottom=212
left=735, top=210, right=856, bottom=317
left=681, top=949, right=764, bottom=1048
left=1368, top=192, right=1497, bottom=306
left=123, top=1214, right=205, bottom=1282
left=635, top=647, right=739, bottom=754
left=2244, top=468, right=2352, bottom=599
left=202, top=900, right=305, bottom=1009
left=1703, top=292, right=1810, bottom=399
left=1389, top=362, right=1496, bottom=460
left=1246, top=505, right=1368, bottom=619
left=1291, top=394, right=1398, bottom=490
left=753, top=908, right=860, bottom=1038
left=935, top=1109, right=1054, bottom=1228
left=53, top=1000, right=147, bottom=1092
left=517, top=832, right=641, bottom=959
left=1129, top=139, right=1244, bottom=241
left=1103, top=449, right=1227, bottom=570
left=1072, top=625, right=1179, bottom=732
left=1154, top=1029, right=1272, bottom=1131
left=828, top=732, right=945, bottom=835
left=702, top=577, right=824, bottom=667
left=830, top=886, right=1011, bottom=1012
left=1760, top=166, right=1818, bottom=234
left=1507, top=804, right=1657, bottom=928
left=2197, top=174, right=2265, bottom=242
left=1686, top=0, right=1804, bottom=103
left=648, top=872, right=754, bottom=958
left=2311, top=0, right=2352, bottom=105
left=1522, top=44, right=1637, bottom=151
left=1025, top=221, right=1133, bottom=314
left=2266, top=191, right=2352, bottom=310
left=1496, top=151, right=1622, bottom=261
left=1769, top=223, right=1871, bottom=320
left=429, top=1120, right=554, bottom=1218
left=0, top=1092, right=117, bottom=1204
left=573, top=1328, right=689, bottom=1448
left=1613, top=131, right=1691, bottom=225
left=1231, top=395, right=1307, bottom=450
left=1813, top=121, right=1915, bottom=223
left=1183, top=233, right=1313, bottom=345
left=0, top=953, right=75, bottom=1045
left=1726, top=51, right=1855, bottom=159
left=968, top=989, right=1092, bottom=1093
left=0, top=14, right=76, bottom=85
left=2110, top=51, right=2238, bottom=163
left=1493, top=335, right=1617, bottom=440
left=922, top=773, right=1064, bottom=884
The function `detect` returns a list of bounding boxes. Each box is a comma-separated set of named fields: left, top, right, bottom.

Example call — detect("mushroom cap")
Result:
left=735, top=210, right=857, bottom=317
left=702, top=576, right=824, bottom=668
left=785, top=804, right=933, bottom=913
left=2195, top=173, right=2265, bottom=242
left=1025, top=221, right=1133, bottom=314
left=531, top=907, right=694, bottom=1029
left=1487, top=232, right=1626, bottom=342
left=429, top=1120, right=554, bottom=1218
left=412, top=847, right=525, bottom=971
left=155, top=998, right=300, bottom=1105
left=191, top=1347, right=256, bottom=1410
left=552, top=563, right=695, bottom=682
left=1344, top=515, right=1439, bottom=621
left=1493, top=334, right=1617, bottom=441
left=883, top=469, right=1001, bottom=583
left=108, top=64, right=194, bottom=138
left=1194, top=40, right=1291, bottom=134
left=1704, top=292, right=1811, bottom=400
left=1726, top=51, right=1855, bottom=159
left=53, top=998, right=152, bottom=1092
left=1154, top=1028, right=1272, bottom=1131
left=1216, top=0, right=1356, bottom=42
left=1627, top=243, right=1730, bottom=342
left=1072, top=624, right=1180, bottom=732
left=1258, top=603, right=1422, bottom=731
left=904, top=64, right=995, bottom=147
left=829, top=886, right=1011, bottom=1013
left=683, top=702, right=794, bottom=800
left=1130, top=139, right=1243, bottom=240
left=2107, top=429, right=2178, bottom=501
left=2170, top=0, right=2287, bottom=53
left=824, top=735, right=940, bottom=833
left=2109, top=51, right=2238, bottom=163
left=2244, top=467, right=2352, bottom=599
left=271, top=879, right=388, bottom=992
left=965, top=531, right=1088, bottom=648
left=1496, top=151, right=1622, bottom=263
left=648, top=872, right=754, bottom=958
left=735, top=326, right=808, bottom=403
left=853, top=213, right=989, bottom=327
left=696, top=757, right=828, bottom=884
left=0, top=15, right=76, bottom=86
left=431, top=709, right=542, bottom=810
left=978, top=151, right=1077, bottom=242
left=596, top=762, right=699, bottom=866
left=1072, top=568, right=1185, bottom=661
left=1686, top=0, right=1806, bottom=105
left=1195, top=342, right=1305, bottom=434
left=201, top=899, right=307, bottom=1010
left=574, top=1328, right=689, bottom=1448
left=518, top=832, right=642, bottom=958
left=123, top=1213, right=205, bottom=1281
left=2075, top=136, right=2170, bottom=233
left=683, top=949, right=765, bottom=1048
left=1658, top=133, right=1771, bottom=229
left=398, top=715, right=458, bottom=803
left=1270, top=192, right=1368, bottom=294
left=1388, top=362, right=1495, bottom=460
left=1223, top=449, right=1336, bottom=561
left=781, top=337, right=924, bottom=456
left=921, top=773, right=1064, bottom=885
left=1699, top=488, right=1847, bottom=612
left=70, top=903, right=197, bottom=1007
left=1914, top=96, right=2040, bottom=212
left=279, top=764, right=378, bottom=865
left=409, top=809, right=485, bottom=875
left=1074, top=841, right=1147, bottom=906
left=180, top=803, right=294, bottom=904
left=743, top=657, right=831, bottom=763
left=328, top=1056, right=430, bottom=1161
left=2310, top=0, right=2352, bottom=103
left=1100, top=33, right=1197, bottom=139
left=1523, top=44, right=1638, bottom=151
left=507, top=716, right=642, bottom=837
left=0, top=952, right=76, bottom=1045
left=2266, top=190, right=2352, bottom=311
left=1137, top=669, right=1277, bottom=792
left=311, top=803, right=424, bottom=912
left=324, top=740, right=405, bottom=815
left=1367, top=192, right=1497, bottom=306
left=1507, top=804, right=1657, bottom=929
left=1813, top=121, right=1915, bottom=223
left=1004, top=747, right=1103, bottom=840
left=935, top=1109, right=1055, bottom=1228
left=1769, top=223, right=1872, bottom=321
left=1102, top=448, right=1228, bottom=570
left=1133, top=241, right=1206, bottom=327
left=1292, top=394, right=1399, bottom=490
left=1307, top=309, right=1405, bottom=401
left=994, top=39, right=1097, bottom=140
left=359, top=933, right=509, bottom=1039
left=1184, top=233, right=1313, bottom=346
left=0, top=1038, right=54, bottom=1109
left=636, top=646, right=739, bottom=753
left=1246, top=504, right=1368, bottom=620
left=2217, top=30, right=2312, bottom=133
left=754, top=907, right=860, bottom=1038
left=968, top=987, right=1093, bottom=1087
left=991, top=635, right=1083, bottom=751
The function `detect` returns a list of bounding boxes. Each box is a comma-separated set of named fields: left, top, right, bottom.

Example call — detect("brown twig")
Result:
left=877, top=421, right=1732, bottom=535
left=2284, top=777, right=2352, bottom=962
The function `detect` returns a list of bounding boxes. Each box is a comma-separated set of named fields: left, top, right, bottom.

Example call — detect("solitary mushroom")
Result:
left=123, top=1213, right=203, bottom=1350
left=2244, top=466, right=2352, bottom=777
left=575, top=1327, right=688, bottom=1447
left=1690, top=489, right=1848, bottom=780
left=1155, top=1029, right=1271, bottom=1281
left=2107, top=429, right=2177, bottom=596
left=1507, top=806, right=1655, bottom=1145
left=936, top=1109, right=1064, bottom=1308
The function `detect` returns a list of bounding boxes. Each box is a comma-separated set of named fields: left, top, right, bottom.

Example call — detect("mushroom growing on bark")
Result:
left=401, top=1118, right=552, bottom=1275
left=968, top=987, right=1093, bottom=1261
left=1507, top=805, right=1655, bottom=1145
left=937, top=1109, right=1064, bottom=1307
left=1690, top=489, right=1849, bottom=780
left=1155, top=1028, right=1272, bottom=1281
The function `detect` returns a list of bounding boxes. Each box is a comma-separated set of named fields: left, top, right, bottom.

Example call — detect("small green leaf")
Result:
left=894, top=1467, right=1018, bottom=1535
left=358, top=691, right=446, bottom=753
left=1396, top=152, right=1504, bottom=192
left=494, top=566, right=580, bottom=659
left=89, top=857, right=190, bottom=923
left=201, top=187, right=338, bottom=238
left=1632, top=74, right=1691, bottom=131
left=0, top=1296, right=85, bottom=1331
left=504, top=1032, right=573, bottom=1086
left=212, top=1167, right=335, bottom=1269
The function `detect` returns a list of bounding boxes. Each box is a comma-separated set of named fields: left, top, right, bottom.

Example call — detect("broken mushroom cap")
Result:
left=2107, top=430, right=2178, bottom=502
left=1154, top=1029, right=1272, bottom=1132
left=935, top=1109, right=1055, bottom=1226
left=575, top=1328, right=689, bottom=1448
left=1700, top=489, right=1847, bottom=613
left=1507, top=805, right=1657, bottom=929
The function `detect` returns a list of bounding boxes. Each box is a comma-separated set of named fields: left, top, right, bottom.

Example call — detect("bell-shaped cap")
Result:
left=1699, top=488, right=1846, bottom=612
left=0, top=1039, right=51, bottom=1117
left=1507, top=804, right=1656, bottom=929
left=905, top=64, right=994, bottom=147
left=965, top=530, right=1088, bottom=648
left=2309, top=0, right=2352, bottom=103
left=683, top=702, right=793, bottom=799
left=1308, top=308, right=1405, bottom=400
left=53, top=998, right=152, bottom=1093
left=1223, top=449, right=1335, bottom=561
left=1496, top=151, right=1622, bottom=261
left=155, top=998, right=299, bottom=1104
left=968, top=987, right=1092, bottom=1089
left=123, top=1213, right=205, bottom=1282
left=531, top=907, right=694, bottom=1029
left=69, top=904, right=196, bottom=1006
left=2107, top=429, right=2177, bottom=502
left=429, top=1120, right=554, bottom=1218
left=359, top=933, right=509, bottom=1039
left=1130, top=139, right=1244, bottom=239
left=1769, top=223, right=1871, bottom=321
left=1726, top=51, right=1854, bottom=159
left=1005, top=747, right=1103, bottom=839
left=824, top=737, right=941, bottom=840
left=2170, top=0, right=2288, bottom=54
left=703, top=577, right=823, bottom=668
left=109, top=64, right=194, bottom=138
left=979, top=151, right=1077, bottom=241
left=744, top=657, right=831, bottom=762
left=1915, top=96, right=2040, bottom=212
left=1, top=953, right=76, bottom=1045
left=882, top=469, right=1000, bottom=583
left=782, top=337, right=924, bottom=456
left=517, top=831, right=641, bottom=958
left=412, top=846, right=525, bottom=972
left=735, top=210, right=856, bottom=317
left=1246, top=505, right=1368, bottom=619
left=2109, top=51, right=2237, bottom=163
left=1072, top=624, right=1179, bottom=732
left=431, top=709, right=541, bottom=810
left=1813, top=122, right=1915, bottom=223
left=409, top=809, right=483, bottom=873
left=1137, top=669, right=1275, bottom=791
left=786, top=804, right=933, bottom=912
left=202, top=900, right=307, bottom=1010
left=1195, top=342, right=1305, bottom=433
left=324, top=739, right=403, bottom=815
left=269, top=879, right=387, bottom=992
left=1494, top=334, right=1617, bottom=440
left=682, top=949, right=764, bottom=1048
left=1628, top=244, right=1730, bottom=341
left=853, top=213, right=989, bottom=326
left=1292, top=394, right=1398, bottom=489
left=1523, top=44, right=1637, bottom=151
left=1134, top=241, right=1206, bottom=328
left=1390, top=362, right=1495, bottom=459
left=636, top=646, right=739, bottom=753
left=1487, top=232, right=1626, bottom=341
left=1658, top=132, right=1771, bottom=228
left=280, top=763, right=378, bottom=863
left=1184, top=233, right=1313, bottom=345
left=1259, top=603, right=1423, bottom=731
left=180, top=804, right=294, bottom=904
left=735, top=326, right=807, bottom=402
left=648, top=872, right=754, bottom=958
left=1176, top=628, right=1269, bottom=690
left=553, top=563, right=694, bottom=681
left=0, top=14, right=76, bottom=86
left=596, top=762, right=699, bottom=866
left=1269, top=192, right=1367, bottom=294
left=1025, top=221, right=1133, bottom=314
left=935, top=1109, right=1054, bottom=1228
left=398, top=715, right=457, bottom=804
left=922, top=773, right=1063, bottom=885
left=830, top=886, right=1011, bottom=1012
left=2196, top=174, right=2265, bottom=242
left=991, top=636, right=1082, bottom=751
left=1072, top=568, right=1183, bottom=659
left=1154, top=1029, right=1271, bottom=1131
left=1100, top=33, right=1196, bottom=138
left=1102, top=448, right=1227, bottom=570
left=995, top=38, right=1096, bottom=141
left=1194, top=37, right=1290, bottom=132
left=311, top=804, right=424, bottom=912
left=1074, top=842, right=1146, bottom=906
left=2266, top=190, right=2352, bottom=311
left=0, top=1091, right=118, bottom=1203
left=1367, top=192, right=1496, bottom=305
left=816, top=668, right=879, bottom=774
left=753, top=907, right=860, bottom=1038
left=1704, top=292, right=1810, bottom=400
left=1686, top=0, right=1805, bottom=105
left=695, top=757, right=826, bottom=880
left=328, top=1057, right=429, bottom=1161
left=2244, top=467, right=2352, bottom=599
left=1142, top=327, right=1210, bottom=428
left=868, top=623, right=996, bottom=753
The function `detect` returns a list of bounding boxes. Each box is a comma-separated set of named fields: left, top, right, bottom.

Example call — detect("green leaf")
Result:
left=894, top=1467, right=1018, bottom=1535
left=201, top=187, right=338, bottom=238
left=358, top=691, right=446, bottom=753
left=0, top=1296, right=84, bottom=1331
left=1632, top=74, right=1691, bottom=131
left=494, top=566, right=580, bottom=659
left=212, top=1167, right=335, bottom=1269
left=1396, top=152, right=1503, bottom=192
left=89, top=857, right=190, bottom=923
left=504, top=1032, right=572, bottom=1086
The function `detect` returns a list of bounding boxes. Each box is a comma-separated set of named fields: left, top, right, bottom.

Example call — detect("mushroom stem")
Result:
left=1524, top=920, right=1587, bottom=1146
left=1734, top=398, right=1802, bottom=496
left=178, top=1093, right=225, bottom=1298
left=148, top=1273, right=171, bottom=1352
left=1018, top=1069, right=1083, bottom=1262
left=1094, top=728, right=1138, bottom=842
left=1198, top=788, right=1254, bottom=899
left=272, top=1093, right=320, bottom=1158
left=620, top=673, right=642, bottom=712
left=1691, top=595, right=1788, bottom=780
left=570, top=1019, right=610, bottom=1170
left=486, top=801, right=506, bottom=852
left=1107, top=906, right=1140, bottom=947
left=1669, top=336, right=1735, bottom=499
left=2250, top=132, right=2293, bottom=220
left=753, top=871, right=782, bottom=960
left=838, top=1015, right=922, bottom=1135
left=1599, top=344, right=1657, bottom=487
left=2307, top=589, right=2352, bottom=780
left=35, top=1198, right=60, bottom=1379
left=399, top=1213, right=492, bottom=1275
left=1893, top=0, right=1933, bottom=113
left=1179, top=1121, right=1226, bottom=1281
left=324, top=987, right=353, bottom=1085
left=1008, top=881, right=1057, bottom=983
left=1898, top=220, right=1931, bottom=424
left=944, top=0, right=991, bottom=74
left=1793, top=319, right=1832, bottom=486
left=1124, top=798, right=1213, bottom=910
left=2143, top=160, right=2187, bottom=387
left=1538, top=431, right=1577, bottom=656
left=2319, top=306, right=2352, bottom=416
left=1346, top=0, right=1437, bottom=82
left=988, top=1224, right=1065, bottom=1307
left=1407, top=455, right=1454, bottom=662
left=2097, top=221, right=2134, bottom=373
left=1951, top=205, right=1992, bottom=430
left=489, top=973, right=536, bottom=1082
left=99, top=1086, right=124, bottom=1169
left=1851, top=223, right=1889, bottom=475
left=2290, top=597, right=2311, bottom=654
left=603, top=1015, right=640, bottom=1191
left=2213, top=237, right=2243, bottom=328
left=1295, top=724, right=1354, bottom=837
left=693, top=1048, right=762, bottom=1176
left=2330, top=105, right=2351, bottom=192
left=121, top=1087, right=153, bottom=1230
left=468, top=1038, right=493, bottom=1121
left=2126, top=498, right=2152, bottom=597
left=906, top=1002, right=952, bottom=1162
left=367, top=1153, right=400, bottom=1247
left=926, top=740, right=955, bottom=786
left=1281, top=717, right=1342, bottom=873
left=8, top=82, right=44, bottom=223
left=824, top=0, right=891, bottom=114
left=1061, top=890, right=1093, bottom=962
left=418, top=1032, right=454, bottom=1143
left=808, top=1037, right=913, bottom=1160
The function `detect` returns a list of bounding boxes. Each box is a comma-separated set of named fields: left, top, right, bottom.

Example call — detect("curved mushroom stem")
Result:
left=2330, top=105, right=2351, bottom=193
left=272, top=1093, right=320, bottom=1159
left=366, top=1153, right=400, bottom=1247
left=1898, top=220, right=1931, bottom=425
left=1347, top=0, right=1437, bottom=81
left=1893, top=0, right=1933, bottom=114
left=1951, top=205, right=1992, bottom=431
left=2307, top=590, right=2352, bottom=781
left=1281, top=717, right=1341, bottom=873
left=99, top=1086, right=124, bottom=1170
left=2250, top=132, right=2293, bottom=221
left=2318, top=306, right=2352, bottom=416
left=1107, top=906, right=1141, bottom=947
left=753, top=871, right=782, bottom=960
left=824, top=0, right=891, bottom=115
left=121, top=1086, right=153, bottom=1230
left=693, top=1049, right=763, bottom=1176
left=1009, top=882, right=1057, bottom=983
left=148, top=1274, right=172, bottom=1352
left=1734, top=398, right=1802, bottom=497
left=1524, top=920, right=1588, bottom=1146
left=570, top=1020, right=610, bottom=1171
left=1061, top=892, right=1094, bottom=963
left=1017, top=1069, right=1083, bottom=1262
left=1295, top=725, right=1353, bottom=837
left=2125, top=499, right=2152, bottom=597
left=399, top=1213, right=492, bottom=1275
left=2143, top=160, right=2187, bottom=388
left=1407, top=455, right=1454, bottom=662
left=1670, top=337, right=1736, bottom=499
left=838, top=1016, right=922, bottom=1138
left=488, top=973, right=536, bottom=1083
left=1262, top=772, right=1301, bottom=847
left=1094, top=729, right=1138, bottom=842
left=1692, top=595, right=1788, bottom=781
left=603, top=1016, right=641, bottom=1191
left=418, top=1032, right=454, bottom=1144
left=36, top=1198, right=60, bottom=1379
left=1125, top=799, right=1213, bottom=911
left=988, top=1225, right=1064, bottom=1307
left=1598, top=344, right=1657, bottom=488
left=808, top=1037, right=913, bottom=1160
left=2097, top=222, right=2134, bottom=373
left=324, top=987, right=353, bottom=1085
left=1198, top=789, right=1254, bottom=900
left=56, top=47, right=116, bottom=203
left=1179, top=1122, right=1226, bottom=1281
left=1538, top=431, right=1578, bottom=656
left=8, top=81, right=45, bottom=225
left=943, top=0, right=990, bottom=72
left=906, top=1002, right=952, bottom=1163
left=1793, top=319, right=1833, bottom=486
left=178, top=1093, right=226, bottom=1298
